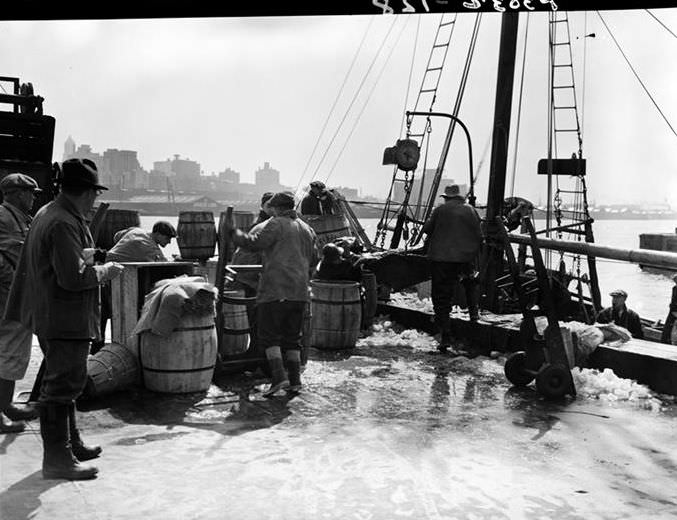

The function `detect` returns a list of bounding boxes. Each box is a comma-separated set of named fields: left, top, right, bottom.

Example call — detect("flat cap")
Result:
left=0, top=173, right=42, bottom=194
left=267, top=191, right=296, bottom=208
left=609, top=289, right=628, bottom=297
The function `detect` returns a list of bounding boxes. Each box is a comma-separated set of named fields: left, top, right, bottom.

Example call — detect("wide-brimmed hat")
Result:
left=609, top=289, right=628, bottom=298
left=440, top=184, right=461, bottom=198
left=60, top=158, right=108, bottom=191
left=0, top=173, right=42, bottom=194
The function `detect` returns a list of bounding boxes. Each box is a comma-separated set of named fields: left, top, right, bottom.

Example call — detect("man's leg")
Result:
left=257, top=302, right=289, bottom=397
left=460, top=263, right=480, bottom=321
left=431, top=262, right=454, bottom=352
left=39, top=338, right=98, bottom=480
left=281, top=301, right=305, bottom=393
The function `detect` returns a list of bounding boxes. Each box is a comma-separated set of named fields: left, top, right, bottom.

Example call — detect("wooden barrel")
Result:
left=217, top=210, right=256, bottom=252
left=96, top=209, right=141, bottom=250
left=308, top=280, right=362, bottom=350
left=301, top=214, right=352, bottom=248
left=84, top=342, right=140, bottom=398
left=140, top=313, right=217, bottom=393
left=221, top=290, right=250, bottom=356
left=361, top=271, right=377, bottom=329
left=177, top=211, right=217, bottom=261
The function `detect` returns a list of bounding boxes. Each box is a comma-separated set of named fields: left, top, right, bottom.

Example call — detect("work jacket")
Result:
left=0, top=201, right=31, bottom=311
left=5, top=195, right=101, bottom=339
left=422, top=197, right=483, bottom=263
left=232, top=209, right=319, bottom=304
left=300, top=192, right=336, bottom=216
left=106, top=227, right=167, bottom=262
left=596, top=305, right=644, bottom=339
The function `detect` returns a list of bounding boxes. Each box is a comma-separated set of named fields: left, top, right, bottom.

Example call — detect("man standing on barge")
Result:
left=596, top=289, right=644, bottom=339
left=226, top=191, right=318, bottom=396
left=5, top=158, right=124, bottom=480
left=421, top=184, right=483, bottom=353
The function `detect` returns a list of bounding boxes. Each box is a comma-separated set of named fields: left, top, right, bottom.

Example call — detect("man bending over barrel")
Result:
left=225, top=191, right=318, bottom=396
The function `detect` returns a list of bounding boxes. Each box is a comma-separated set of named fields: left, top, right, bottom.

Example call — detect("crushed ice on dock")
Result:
left=357, top=317, right=666, bottom=411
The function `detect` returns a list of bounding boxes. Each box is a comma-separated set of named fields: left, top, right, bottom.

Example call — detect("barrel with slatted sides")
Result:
left=176, top=211, right=217, bottom=262
left=308, top=280, right=362, bottom=349
left=220, top=290, right=250, bottom=356
left=140, top=313, right=217, bottom=393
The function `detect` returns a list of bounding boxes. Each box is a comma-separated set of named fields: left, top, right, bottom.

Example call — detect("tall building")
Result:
left=63, top=136, right=75, bottom=161
left=219, top=167, right=240, bottom=185
left=254, top=161, right=281, bottom=193
left=153, top=154, right=201, bottom=192
left=393, top=169, right=467, bottom=208
left=103, top=148, right=146, bottom=189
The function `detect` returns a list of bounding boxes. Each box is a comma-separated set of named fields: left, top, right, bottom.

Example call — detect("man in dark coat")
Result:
left=0, top=173, right=42, bottom=433
left=5, top=158, right=124, bottom=480
left=300, top=181, right=337, bottom=216
left=226, top=191, right=318, bottom=396
left=313, top=243, right=361, bottom=282
left=421, top=184, right=483, bottom=352
left=596, top=289, right=644, bottom=339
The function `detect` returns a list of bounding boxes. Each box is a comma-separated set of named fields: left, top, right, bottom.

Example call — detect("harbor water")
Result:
left=140, top=215, right=677, bottom=321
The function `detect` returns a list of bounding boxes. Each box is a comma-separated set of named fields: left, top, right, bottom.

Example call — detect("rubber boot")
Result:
left=463, top=280, right=480, bottom=322
left=1, top=378, right=39, bottom=421
left=68, top=403, right=102, bottom=461
left=262, top=347, right=289, bottom=398
left=435, top=315, right=452, bottom=353
left=285, top=349, right=302, bottom=393
left=40, top=404, right=98, bottom=480
left=0, top=412, right=24, bottom=434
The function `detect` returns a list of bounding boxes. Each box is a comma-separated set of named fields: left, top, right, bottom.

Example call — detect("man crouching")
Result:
left=225, top=191, right=318, bottom=396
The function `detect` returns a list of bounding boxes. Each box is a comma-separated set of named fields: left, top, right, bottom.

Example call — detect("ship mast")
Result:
left=480, top=12, right=521, bottom=312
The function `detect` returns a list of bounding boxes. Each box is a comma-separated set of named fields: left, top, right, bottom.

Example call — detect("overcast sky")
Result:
left=1, top=9, right=676, bottom=205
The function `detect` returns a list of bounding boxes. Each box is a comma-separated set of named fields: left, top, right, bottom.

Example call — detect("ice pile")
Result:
left=572, top=367, right=662, bottom=411
left=389, top=292, right=435, bottom=314
left=357, top=318, right=437, bottom=350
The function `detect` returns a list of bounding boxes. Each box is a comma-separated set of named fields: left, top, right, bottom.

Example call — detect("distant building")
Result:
left=153, top=154, right=201, bottom=192
left=333, top=186, right=359, bottom=200
left=63, top=135, right=75, bottom=161
left=66, top=144, right=104, bottom=172
left=103, top=148, right=146, bottom=189
left=255, top=161, right=281, bottom=193
left=219, top=167, right=240, bottom=185
left=393, top=169, right=467, bottom=207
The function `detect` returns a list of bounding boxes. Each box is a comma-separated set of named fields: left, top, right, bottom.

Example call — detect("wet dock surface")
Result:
left=2, top=333, right=677, bottom=520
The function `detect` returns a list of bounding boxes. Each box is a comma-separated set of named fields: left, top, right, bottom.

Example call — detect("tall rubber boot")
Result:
left=40, top=404, right=98, bottom=480
left=463, top=280, right=480, bottom=322
left=435, top=314, right=452, bottom=353
left=262, top=346, right=289, bottom=398
left=285, top=349, right=302, bottom=393
left=68, top=403, right=102, bottom=461
left=0, top=378, right=39, bottom=421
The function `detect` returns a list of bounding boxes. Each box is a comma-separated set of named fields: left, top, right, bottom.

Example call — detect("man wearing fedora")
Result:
left=0, top=173, right=42, bottom=433
left=5, top=158, right=124, bottom=480
left=421, top=184, right=483, bottom=352
left=596, top=289, right=644, bottom=339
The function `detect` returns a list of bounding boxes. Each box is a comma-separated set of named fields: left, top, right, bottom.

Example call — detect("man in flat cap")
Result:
left=0, top=173, right=42, bottom=433
left=596, top=289, right=643, bottom=339
left=421, top=184, right=483, bottom=352
left=300, top=180, right=338, bottom=216
left=225, top=191, right=319, bottom=396
left=5, top=158, right=124, bottom=480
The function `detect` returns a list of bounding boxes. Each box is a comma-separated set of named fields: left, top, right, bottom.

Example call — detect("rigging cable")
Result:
left=306, top=16, right=400, bottom=189
left=509, top=12, right=530, bottom=199
left=645, top=9, right=677, bottom=40
left=323, top=15, right=412, bottom=185
left=293, top=17, right=375, bottom=195
left=400, top=14, right=422, bottom=139
left=596, top=11, right=677, bottom=139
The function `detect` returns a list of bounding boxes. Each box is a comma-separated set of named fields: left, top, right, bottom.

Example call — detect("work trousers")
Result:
left=256, top=300, right=305, bottom=351
left=38, top=338, right=90, bottom=404
left=430, top=260, right=476, bottom=327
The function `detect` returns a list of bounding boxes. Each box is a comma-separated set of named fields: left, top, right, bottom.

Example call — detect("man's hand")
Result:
left=96, top=261, right=124, bottom=283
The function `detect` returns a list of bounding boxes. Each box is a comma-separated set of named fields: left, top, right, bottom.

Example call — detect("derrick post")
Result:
left=480, top=12, right=520, bottom=312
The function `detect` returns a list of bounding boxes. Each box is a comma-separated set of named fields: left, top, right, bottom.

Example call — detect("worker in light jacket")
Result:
left=5, top=158, right=124, bottom=480
left=226, top=191, right=319, bottom=397
left=0, top=174, right=42, bottom=433
left=421, top=184, right=483, bottom=353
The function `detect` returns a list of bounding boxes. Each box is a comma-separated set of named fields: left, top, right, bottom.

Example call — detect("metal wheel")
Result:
left=535, top=363, right=572, bottom=399
left=504, top=351, right=535, bottom=387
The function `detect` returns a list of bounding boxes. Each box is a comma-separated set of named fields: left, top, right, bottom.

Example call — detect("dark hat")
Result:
left=60, top=158, right=108, bottom=191
left=609, top=289, right=628, bottom=298
left=322, top=243, right=344, bottom=263
left=267, top=191, right=296, bottom=209
left=440, top=184, right=461, bottom=198
left=152, top=220, right=177, bottom=238
left=309, top=180, right=326, bottom=190
left=0, top=173, right=42, bottom=194
left=261, top=192, right=274, bottom=206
